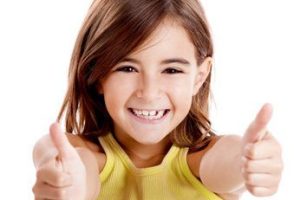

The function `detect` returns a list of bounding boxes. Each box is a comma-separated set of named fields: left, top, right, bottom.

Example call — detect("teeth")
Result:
left=142, top=110, right=149, bottom=116
left=131, top=109, right=166, bottom=120
left=149, top=110, right=156, bottom=116
left=156, top=110, right=164, bottom=118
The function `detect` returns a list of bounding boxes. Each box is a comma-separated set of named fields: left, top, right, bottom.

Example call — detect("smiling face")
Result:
left=100, top=20, right=211, bottom=145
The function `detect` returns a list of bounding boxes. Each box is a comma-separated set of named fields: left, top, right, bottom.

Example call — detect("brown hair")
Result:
left=58, top=0, right=215, bottom=147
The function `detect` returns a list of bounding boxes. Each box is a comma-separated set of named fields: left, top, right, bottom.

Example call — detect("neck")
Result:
left=114, top=133, right=172, bottom=168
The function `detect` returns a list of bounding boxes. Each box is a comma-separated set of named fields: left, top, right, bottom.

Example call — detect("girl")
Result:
left=32, top=0, right=283, bottom=199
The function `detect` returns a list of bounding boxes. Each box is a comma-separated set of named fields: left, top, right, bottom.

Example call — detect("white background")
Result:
left=0, top=0, right=299, bottom=199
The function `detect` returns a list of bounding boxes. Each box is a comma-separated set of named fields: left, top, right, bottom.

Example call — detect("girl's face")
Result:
left=101, top=20, right=211, bottom=145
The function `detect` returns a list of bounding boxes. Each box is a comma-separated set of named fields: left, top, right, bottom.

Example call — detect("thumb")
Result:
left=243, top=103, right=273, bottom=144
left=49, top=122, right=78, bottom=166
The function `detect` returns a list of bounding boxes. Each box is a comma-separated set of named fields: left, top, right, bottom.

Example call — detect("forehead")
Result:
left=127, top=19, right=197, bottom=62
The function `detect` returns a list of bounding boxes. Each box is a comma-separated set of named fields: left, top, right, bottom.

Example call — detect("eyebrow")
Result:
left=121, top=57, right=191, bottom=66
left=161, top=58, right=191, bottom=66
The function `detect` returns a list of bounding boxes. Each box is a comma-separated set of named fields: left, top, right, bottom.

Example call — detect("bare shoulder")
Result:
left=66, top=133, right=106, bottom=172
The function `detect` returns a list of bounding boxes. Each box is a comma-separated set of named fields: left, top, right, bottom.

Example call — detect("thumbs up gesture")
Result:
left=241, top=104, right=283, bottom=196
left=32, top=123, right=87, bottom=200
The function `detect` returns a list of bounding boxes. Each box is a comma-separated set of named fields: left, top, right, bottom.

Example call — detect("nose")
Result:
left=136, top=73, right=162, bottom=101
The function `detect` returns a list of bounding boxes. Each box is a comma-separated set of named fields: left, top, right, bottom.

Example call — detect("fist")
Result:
left=241, top=104, right=283, bottom=196
left=32, top=123, right=87, bottom=200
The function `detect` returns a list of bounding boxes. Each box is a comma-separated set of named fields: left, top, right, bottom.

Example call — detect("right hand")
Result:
left=32, top=123, right=87, bottom=200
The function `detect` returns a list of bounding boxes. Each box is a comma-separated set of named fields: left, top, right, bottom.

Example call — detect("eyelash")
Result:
left=163, top=68, right=183, bottom=74
left=115, top=66, right=137, bottom=73
left=114, top=66, right=184, bottom=74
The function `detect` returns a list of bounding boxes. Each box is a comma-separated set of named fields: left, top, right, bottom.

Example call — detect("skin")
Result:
left=32, top=20, right=283, bottom=200
left=99, top=19, right=210, bottom=166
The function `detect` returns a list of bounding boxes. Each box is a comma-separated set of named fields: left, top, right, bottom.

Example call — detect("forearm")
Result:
left=76, top=147, right=101, bottom=200
left=200, top=135, right=245, bottom=194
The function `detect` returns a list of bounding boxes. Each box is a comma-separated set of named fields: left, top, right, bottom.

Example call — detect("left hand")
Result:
left=241, top=103, right=283, bottom=196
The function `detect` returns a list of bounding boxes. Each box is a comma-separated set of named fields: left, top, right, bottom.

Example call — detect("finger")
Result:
left=50, top=122, right=81, bottom=173
left=243, top=136, right=281, bottom=159
left=243, top=103, right=273, bottom=144
left=33, top=181, right=69, bottom=200
left=244, top=173, right=280, bottom=188
left=241, top=157, right=283, bottom=174
left=50, top=122, right=71, bottom=159
left=50, top=123, right=78, bottom=164
left=246, top=185, right=278, bottom=197
left=36, top=165, right=72, bottom=187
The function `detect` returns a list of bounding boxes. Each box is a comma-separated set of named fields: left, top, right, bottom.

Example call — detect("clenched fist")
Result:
left=32, top=123, right=87, bottom=200
left=241, top=104, right=283, bottom=196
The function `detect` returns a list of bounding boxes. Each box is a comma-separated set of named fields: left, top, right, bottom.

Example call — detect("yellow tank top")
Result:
left=97, top=133, right=222, bottom=200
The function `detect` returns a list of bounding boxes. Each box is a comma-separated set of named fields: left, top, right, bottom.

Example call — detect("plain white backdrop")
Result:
left=0, top=0, right=299, bottom=199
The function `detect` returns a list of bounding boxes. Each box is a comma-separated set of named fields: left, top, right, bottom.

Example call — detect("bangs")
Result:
left=85, top=0, right=174, bottom=86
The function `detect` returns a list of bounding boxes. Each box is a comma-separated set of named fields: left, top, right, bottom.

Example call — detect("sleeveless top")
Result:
left=97, top=133, right=222, bottom=200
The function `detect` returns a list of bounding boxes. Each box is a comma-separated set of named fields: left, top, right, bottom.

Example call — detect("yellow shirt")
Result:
left=97, top=133, right=222, bottom=200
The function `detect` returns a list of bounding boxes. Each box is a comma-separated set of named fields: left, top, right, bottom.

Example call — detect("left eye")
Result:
left=163, top=68, right=183, bottom=74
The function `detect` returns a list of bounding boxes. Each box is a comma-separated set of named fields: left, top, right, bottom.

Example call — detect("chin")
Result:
left=131, top=132, right=169, bottom=145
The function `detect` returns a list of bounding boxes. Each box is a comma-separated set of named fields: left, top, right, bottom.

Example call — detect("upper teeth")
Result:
left=132, top=109, right=165, bottom=119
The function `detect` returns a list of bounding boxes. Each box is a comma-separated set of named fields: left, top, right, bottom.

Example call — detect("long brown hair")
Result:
left=58, top=0, right=215, bottom=147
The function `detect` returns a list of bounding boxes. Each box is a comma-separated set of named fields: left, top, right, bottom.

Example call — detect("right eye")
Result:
left=115, top=66, right=138, bottom=73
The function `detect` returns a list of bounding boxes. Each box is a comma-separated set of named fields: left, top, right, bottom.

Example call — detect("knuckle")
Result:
left=272, top=140, right=282, bottom=154
left=275, top=162, right=284, bottom=173
left=53, top=174, right=65, bottom=186
left=32, top=184, right=37, bottom=194
left=244, top=160, right=253, bottom=172
left=275, top=174, right=282, bottom=184
left=245, top=173, right=255, bottom=185
left=277, top=144, right=283, bottom=156
left=53, top=188, right=67, bottom=199
left=32, top=182, right=42, bottom=197
left=279, top=162, right=284, bottom=171
left=246, top=185, right=256, bottom=195
left=245, top=144, right=257, bottom=159
left=35, top=169, right=43, bottom=180
left=271, top=185, right=279, bottom=193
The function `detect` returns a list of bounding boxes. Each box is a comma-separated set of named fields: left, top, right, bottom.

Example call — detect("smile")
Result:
left=129, top=108, right=169, bottom=120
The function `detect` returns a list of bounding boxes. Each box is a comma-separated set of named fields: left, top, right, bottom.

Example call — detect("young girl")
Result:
left=32, top=0, right=283, bottom=199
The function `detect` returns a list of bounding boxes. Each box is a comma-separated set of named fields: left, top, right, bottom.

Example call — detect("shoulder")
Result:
left=66, top=133, right=106, bottom=172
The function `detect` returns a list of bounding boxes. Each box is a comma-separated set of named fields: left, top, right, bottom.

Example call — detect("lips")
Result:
left=129, top=108, right=169, bottom=120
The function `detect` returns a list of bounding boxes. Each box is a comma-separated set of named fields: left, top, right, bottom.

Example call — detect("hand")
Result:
left=241, top=103, right=283, bottom=196
left=32, top=123, right=87, bottom=200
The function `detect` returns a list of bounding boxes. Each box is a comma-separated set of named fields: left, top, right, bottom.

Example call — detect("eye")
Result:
left=163, top=67, right=183, bottom=74
left=115, top=66, right=138, bottom=73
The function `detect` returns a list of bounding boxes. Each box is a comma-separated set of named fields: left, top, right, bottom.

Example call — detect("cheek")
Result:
left=102, top=77, right=136, bottom=106
left=165, top=76, right=195, bottom=96
left=165, top=78, right=194, bottom=110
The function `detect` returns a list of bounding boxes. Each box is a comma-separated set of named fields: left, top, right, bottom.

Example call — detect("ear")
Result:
left=193, top=57, right=213, bottom=95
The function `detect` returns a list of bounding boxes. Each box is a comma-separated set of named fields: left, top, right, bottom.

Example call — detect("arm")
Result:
left=200, top=104, right=283, bottom=197
left=32, top=123, right=100, bottom=200
left=199, top=135, right=245, bottom=195
left=76, top=147, right=101, bottom=200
